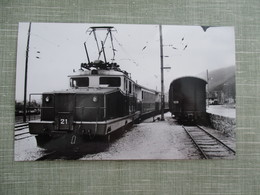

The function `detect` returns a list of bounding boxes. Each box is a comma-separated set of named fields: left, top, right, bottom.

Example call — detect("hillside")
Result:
left=197, top=66, right=236, bottom=99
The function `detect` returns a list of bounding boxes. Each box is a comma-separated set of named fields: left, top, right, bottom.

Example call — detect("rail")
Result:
left=182, top=125, right=235, bottom=159
left=14, top=123, right=33, bottom=141
left=197, top=125, right=236, bottom=154
left=182, top=125, right=208, bottom=159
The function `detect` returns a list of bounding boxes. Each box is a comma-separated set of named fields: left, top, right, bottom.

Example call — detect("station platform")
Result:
left=207, top=105, right=236, bottom=119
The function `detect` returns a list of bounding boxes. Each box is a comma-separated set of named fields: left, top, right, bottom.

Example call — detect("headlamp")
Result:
left=92, top=96, right=98, bottom=102
left=45, top=96, right=51, bottom=103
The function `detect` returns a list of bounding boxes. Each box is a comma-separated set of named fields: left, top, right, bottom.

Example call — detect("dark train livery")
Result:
left=29, top=26, right=162, bottom=147
left=169, top=76, right=208, bottom=124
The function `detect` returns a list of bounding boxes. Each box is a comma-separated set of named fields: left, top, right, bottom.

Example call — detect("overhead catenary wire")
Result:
left=112, top=34, right=140, bottom=67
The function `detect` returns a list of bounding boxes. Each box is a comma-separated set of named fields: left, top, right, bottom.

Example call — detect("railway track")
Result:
left=14, top=123, right=33, bottom=140
left=182, top=125, right=235, bottom=159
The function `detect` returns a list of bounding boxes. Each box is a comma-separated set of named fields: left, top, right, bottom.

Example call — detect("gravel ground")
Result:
left=14, top=112, right=235, bottom=161
left=14, top=134, right=44, bottom=161
left=81, top=112, right=200, bottom=160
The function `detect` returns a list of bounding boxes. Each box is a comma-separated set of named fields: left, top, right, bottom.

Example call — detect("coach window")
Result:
left=71, top=77, right=89, bottom=87
left=100, top=77, right=121, bottom=87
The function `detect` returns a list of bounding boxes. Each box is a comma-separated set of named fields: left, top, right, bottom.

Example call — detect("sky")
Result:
left=15, top=23, right=235, bottom=101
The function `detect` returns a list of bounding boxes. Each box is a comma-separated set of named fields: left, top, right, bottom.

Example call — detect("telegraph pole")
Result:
left=159, top=24, right=165, bottom=121
left=206, top=69, right=209, bottom=107
left=23, top=22, right=31, bottom=122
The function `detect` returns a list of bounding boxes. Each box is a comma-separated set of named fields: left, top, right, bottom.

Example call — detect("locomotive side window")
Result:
left=100, top=77, right=121, bottom=87
left=129, top=81, right=132, bottom=94
left=71, top=77, right=89, bottom=87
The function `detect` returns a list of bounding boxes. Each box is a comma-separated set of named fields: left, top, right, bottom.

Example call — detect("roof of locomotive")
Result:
left=68, top=69, right=126, bottom=77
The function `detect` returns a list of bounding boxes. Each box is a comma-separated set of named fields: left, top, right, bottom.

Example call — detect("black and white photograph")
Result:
left=14, top=23, right=236, bottom=161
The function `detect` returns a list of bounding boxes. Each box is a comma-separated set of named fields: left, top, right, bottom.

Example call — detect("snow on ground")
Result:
left=207, top=105, right=236, bottom=118
left=81, top=112, right=199, bottom=160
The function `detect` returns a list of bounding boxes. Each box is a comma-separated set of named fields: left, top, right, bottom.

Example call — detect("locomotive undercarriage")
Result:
left=29, top=112, right=138, bottom=148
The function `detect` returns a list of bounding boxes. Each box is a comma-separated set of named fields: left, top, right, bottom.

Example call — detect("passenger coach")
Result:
left=169, top=76, right=208, bottom=124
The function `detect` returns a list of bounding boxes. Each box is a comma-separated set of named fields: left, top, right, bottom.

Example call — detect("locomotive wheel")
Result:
left=106, top=134, right=111, bottom=143
left=35, top=135, right=52, bottom=148
left=98, top=134, right=111, bottom=143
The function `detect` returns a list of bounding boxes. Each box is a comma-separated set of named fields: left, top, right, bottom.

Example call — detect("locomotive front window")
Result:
left=70, top=77, right=89, bottom=87
left=100, top=77, right=121, bottom=87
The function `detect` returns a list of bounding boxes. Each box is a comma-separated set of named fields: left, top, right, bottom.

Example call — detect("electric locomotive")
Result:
left=28, top=26, right=161, bottom=148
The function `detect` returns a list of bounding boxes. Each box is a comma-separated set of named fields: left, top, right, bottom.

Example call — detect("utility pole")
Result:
left=206, top=69, right=209, bottom=107
left=159, top=24, right=165, bottom=121
left=23, top=22, right=31, bottom=122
